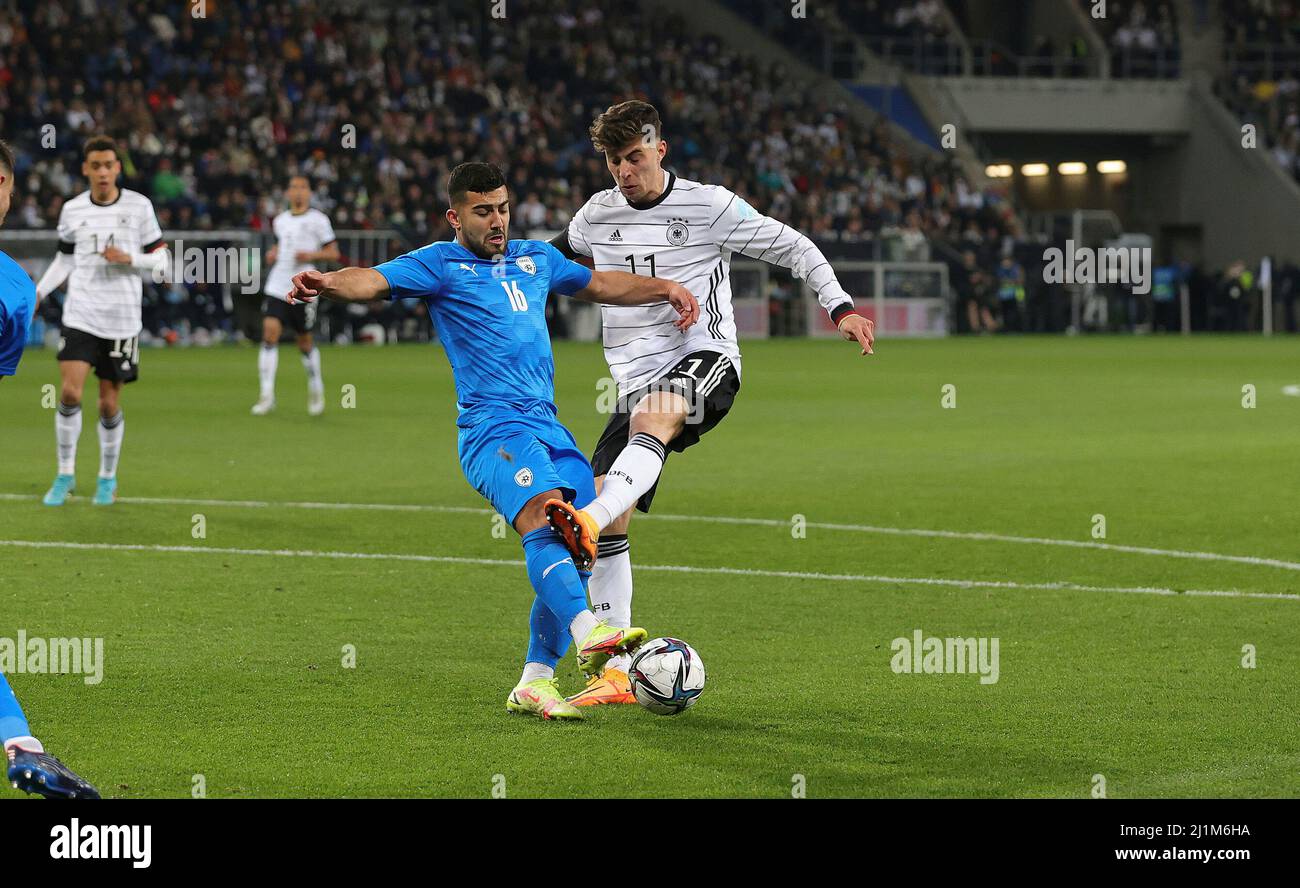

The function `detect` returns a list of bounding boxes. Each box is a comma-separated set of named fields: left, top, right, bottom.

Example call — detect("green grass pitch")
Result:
left=1, top=335, right=1297, bottom=798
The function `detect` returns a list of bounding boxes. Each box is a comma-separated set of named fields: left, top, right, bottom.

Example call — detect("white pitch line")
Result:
left=0, top=539, right=1296, bottom=602
left=3, top=491, right=1298, bottom=573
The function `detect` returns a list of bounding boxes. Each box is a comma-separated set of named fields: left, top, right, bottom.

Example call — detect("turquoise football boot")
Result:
left=91, top=477, right=117, bottom=506
left=42, top=474, right=76, bottom=506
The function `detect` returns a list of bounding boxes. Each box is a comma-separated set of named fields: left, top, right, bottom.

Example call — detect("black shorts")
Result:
left=263, top=296, right=316, bottom=333
left=57, top=326, right=139, bottom=384
left=590, top=350, right=741, bottom=513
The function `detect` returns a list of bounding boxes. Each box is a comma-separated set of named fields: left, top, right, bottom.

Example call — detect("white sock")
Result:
left=2, top=735, right=44, bottom=755
left=518, top=662, right=554, bottom=686
left=590, top=536, right=632, bottom=628
left=586, top=433, right=667, bottom=530
left=258, top=344, right=278, bottom=399
left=301, top=347, right=323, bottom=396
left=97, top=411, right=124, bottom=479
left=569, top=609, right=599, bottom=640
left=591, top=535, right=635, bottom=672
left=55, top=402, right=81, bottom=475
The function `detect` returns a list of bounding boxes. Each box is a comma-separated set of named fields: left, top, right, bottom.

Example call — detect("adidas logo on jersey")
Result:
left=609, top=230, right=622, bottom=242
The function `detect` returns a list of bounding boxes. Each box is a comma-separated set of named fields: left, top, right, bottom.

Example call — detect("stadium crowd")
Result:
left=1218, top=0, right=1300, bottom=186
left=1, top=0, right=1018, bottom=341
left=1081, top=0, right=1181, bottom=78
left=4, top=0, right=1281, bottom=340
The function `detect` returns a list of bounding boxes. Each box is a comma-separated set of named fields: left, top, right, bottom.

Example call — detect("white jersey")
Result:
left=264, top=208, right=336, bottom=301
left=564, top=171, right=854, bottom=394
left=55, top=189, right=163, bottom=339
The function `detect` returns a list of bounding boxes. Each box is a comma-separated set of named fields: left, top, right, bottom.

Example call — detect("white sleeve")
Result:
left=36, top=252, right=75, bottom=302
left=55, top=203, right=76, bottom=245
left=132, top=202, right=169, bottom=280
left=565, top=199, right=595, bottom=258
left=708, top=187, right=855, bottom=321
left=318, top=212, right=337, bottom=246
left=138, top=201, right=164, bottom=249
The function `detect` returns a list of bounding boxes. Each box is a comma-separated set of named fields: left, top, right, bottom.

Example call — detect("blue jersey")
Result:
left=0, top=249, right=36, bottom=376
left=376, top=239, right=591, bottom=423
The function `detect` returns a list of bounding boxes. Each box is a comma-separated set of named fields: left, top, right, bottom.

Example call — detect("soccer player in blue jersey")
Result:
left=0, top=138, right=101, bottom=796
left=288, top=162, right=699, bottom=719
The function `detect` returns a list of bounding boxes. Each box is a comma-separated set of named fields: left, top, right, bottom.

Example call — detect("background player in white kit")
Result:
left=545, top=101, right=876, bottom=705
left=252, top=175, right=339, bottom=416
left=35, top=135, right=170, bottom=507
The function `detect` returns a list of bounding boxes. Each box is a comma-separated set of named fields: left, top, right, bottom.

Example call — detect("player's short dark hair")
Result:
left=0, top=139, right=14, bottom=176
left=589, top=101, right=662, bottom=154
left=83, top=135, right=120, bottom=161
left=447, top=162, right=507, bottom=206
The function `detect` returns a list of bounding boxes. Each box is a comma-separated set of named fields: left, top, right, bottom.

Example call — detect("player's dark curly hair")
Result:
left=447, top=162, right=507, bottom=205
left=589, top=101, right=662, bottom=154
left=83, top=134, right=120, bottom=160
left=0, top=138, right=14, bottom=175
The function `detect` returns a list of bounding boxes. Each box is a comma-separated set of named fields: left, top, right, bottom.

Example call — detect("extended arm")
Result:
left=288, top=267, right=390, bottom=304
left=573, top=269, right=699, bottom=330
left=35, top=251, right=75, bottom=306
left=711, top=190, right=874, bottom=354
left=295, top=242, right=341, bottom=263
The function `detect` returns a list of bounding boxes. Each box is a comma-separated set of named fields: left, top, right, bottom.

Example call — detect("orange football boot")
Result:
left=544, top=498, right=600, bottom=570
left=565, top=667, right=637, bottom=706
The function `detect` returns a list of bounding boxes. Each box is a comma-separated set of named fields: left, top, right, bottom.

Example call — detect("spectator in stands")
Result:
left=1217, top=261, right=1256, bottom=331
left=957, top=250, right=997, bottom=334
left=1151, top=260, right=1181, bottom=332
left=995, top=255, right=1025, bottom=332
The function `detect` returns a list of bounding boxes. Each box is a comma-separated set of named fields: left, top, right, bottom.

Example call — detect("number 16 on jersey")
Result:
left=500, top=280, right=529, bottom=311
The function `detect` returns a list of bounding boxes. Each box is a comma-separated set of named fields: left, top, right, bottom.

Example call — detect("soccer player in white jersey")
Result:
left=251, top=175, right=338, bottom=416
left=35, top=136, right=170, bottom=507
left=545, top=101, right=876, bottom=705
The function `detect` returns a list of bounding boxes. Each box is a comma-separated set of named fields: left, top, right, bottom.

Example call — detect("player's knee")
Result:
left=629, top=408, right=683, bottom=444
left=512, top=488, right=565, bottom=536
left=632, top=390, right=689, bottom=437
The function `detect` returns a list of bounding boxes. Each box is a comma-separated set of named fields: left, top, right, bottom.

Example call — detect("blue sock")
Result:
left=523, top=567, right=590, bottom=669
left=0, top=672, right=31, bottom=746
left=521, top=527, right=590, bottom=631
left=525, top=595, right=570, bottom=669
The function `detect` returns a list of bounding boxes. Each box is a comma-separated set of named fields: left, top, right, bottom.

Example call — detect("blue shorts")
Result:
left=458, top=408, right=597, bottom=526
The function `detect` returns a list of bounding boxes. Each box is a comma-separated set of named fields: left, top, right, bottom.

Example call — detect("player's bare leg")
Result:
left=252, top=315, right=281, bottom=414
left=44, top=360, right=91, bottom=505
left=92, top=378, right=124, bottom=504
left=547, top=389, right=687, bottom=568
left=298, top=330, right=324, bottom=416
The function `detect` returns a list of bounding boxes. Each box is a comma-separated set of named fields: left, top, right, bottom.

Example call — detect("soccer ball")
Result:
left=628, top=637, right=705, bottom=715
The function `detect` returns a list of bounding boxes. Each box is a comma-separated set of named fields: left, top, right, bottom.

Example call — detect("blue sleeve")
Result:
left=541, top=242, right=593, bottom=296
left=375, top=249, right=442, bottom=300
